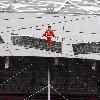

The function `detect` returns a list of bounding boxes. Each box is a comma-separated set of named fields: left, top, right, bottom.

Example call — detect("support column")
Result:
left=54, top=57, right=58, bottom=66
left=5, top=56, right=10, bottom=69
left=48, top=65, right=50, bottom=100
left=91, top=60, right=96, bottom=71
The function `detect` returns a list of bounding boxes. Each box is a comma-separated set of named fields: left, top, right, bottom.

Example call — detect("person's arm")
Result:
left=52, top=31, right=55, bottom=37
left=42, top=30, right=47, bottom=37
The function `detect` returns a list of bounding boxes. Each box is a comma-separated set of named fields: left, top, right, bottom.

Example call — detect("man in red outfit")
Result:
left=43, top=26, right=55, bottom=47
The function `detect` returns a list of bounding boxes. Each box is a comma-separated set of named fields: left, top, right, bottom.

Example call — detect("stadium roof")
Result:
left=0, top=0, right=100, bottom=14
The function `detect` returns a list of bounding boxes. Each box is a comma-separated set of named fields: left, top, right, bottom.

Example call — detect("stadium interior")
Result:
left=0, top=56, right=98, bottom=100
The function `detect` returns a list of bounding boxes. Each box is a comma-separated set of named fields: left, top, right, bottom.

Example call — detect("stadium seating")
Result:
left=11, top=36, right=62, bottom=53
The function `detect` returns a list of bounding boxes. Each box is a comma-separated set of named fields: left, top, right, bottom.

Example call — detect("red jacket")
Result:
left=43, top=30, right=55, bottom=37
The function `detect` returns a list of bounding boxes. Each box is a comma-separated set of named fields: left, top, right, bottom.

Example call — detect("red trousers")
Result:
left=47, top=37, right=52, bottom=47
